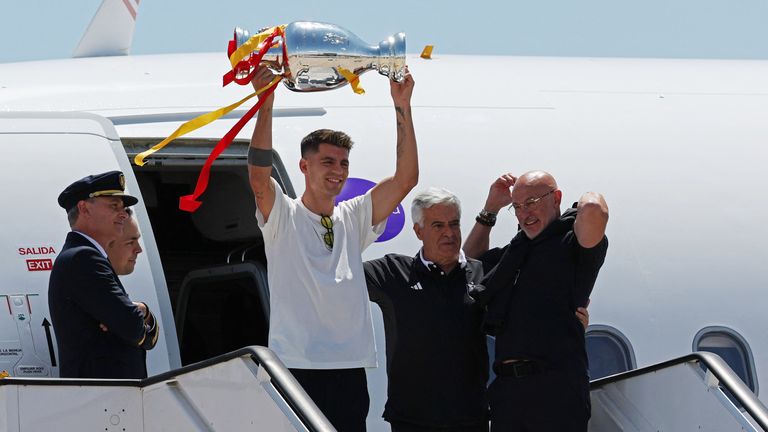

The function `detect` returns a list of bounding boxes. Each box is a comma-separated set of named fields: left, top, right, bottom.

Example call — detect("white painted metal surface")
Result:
left=142, top=357, right=298, bottom=431
left=590, top=354, right=767, bottom=431
left=0, top=349, right=324, bottom=431
left=591, top=365, right=751, bottom=431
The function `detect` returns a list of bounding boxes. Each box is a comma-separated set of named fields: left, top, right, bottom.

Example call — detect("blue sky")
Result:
left=2, top=0, right=768, bottom=63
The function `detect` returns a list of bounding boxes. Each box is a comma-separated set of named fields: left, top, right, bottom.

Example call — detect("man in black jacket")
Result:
left=464, top=171, right=609, bottom=432
left=49, top=171, right=159, bottom=379
left=365, top=187, right=489, bottom=431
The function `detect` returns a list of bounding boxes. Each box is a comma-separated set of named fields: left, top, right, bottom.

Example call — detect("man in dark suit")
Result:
left=49, top=171, right=159, bottom=379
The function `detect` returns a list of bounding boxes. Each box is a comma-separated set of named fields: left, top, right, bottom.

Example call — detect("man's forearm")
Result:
left=392, top=103, right=418, bottom=191
left=251, top=96, right=274, bottom=153
left=465, top=174, right=516, bottom=258
left=370, top=74, right=418, bottom=225
left=464, top=204, right=502, bottom=258
left=248, top=93, right=276, bottom=213
left=463, top=222, right=492, bottom=259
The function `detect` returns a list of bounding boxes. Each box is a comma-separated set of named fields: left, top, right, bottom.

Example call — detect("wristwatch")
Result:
left=476, top=209, right=497, bottom=227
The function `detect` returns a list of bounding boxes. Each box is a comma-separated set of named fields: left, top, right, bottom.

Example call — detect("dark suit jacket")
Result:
left=48, top=231, right=159, bottom=379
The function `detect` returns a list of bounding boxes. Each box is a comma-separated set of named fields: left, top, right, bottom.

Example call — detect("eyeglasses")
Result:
left=508, top=189, right=556, bottom=212
left=320, top=215, right=334, bottom=250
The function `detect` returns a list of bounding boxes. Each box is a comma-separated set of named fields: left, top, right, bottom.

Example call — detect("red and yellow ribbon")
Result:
left=179, top=78, right=281, bottom=212
left=134, top=25, right=286, bottom=170
left=230, top=25, right=286, bottom=70
left=133, top=76, right=280, bottom=166
left=224, top=25, right=287, bottom=87
left=136, top=24, right=365, bottom=212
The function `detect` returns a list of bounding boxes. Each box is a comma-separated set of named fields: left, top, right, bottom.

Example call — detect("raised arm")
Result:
left=370, top=71, right=419, bottom=226
left=463, top=173, right=516, bottom=258
left=574, top=191, right=609, bottom=248
left=248, top=67, right=278, bottom=221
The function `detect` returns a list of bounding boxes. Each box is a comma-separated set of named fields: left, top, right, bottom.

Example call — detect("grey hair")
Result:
left=66, top=198, right=98, bottom=227
left=411, top=187, right=462, bottom=227
left=66, top=206, right=80, bottom=227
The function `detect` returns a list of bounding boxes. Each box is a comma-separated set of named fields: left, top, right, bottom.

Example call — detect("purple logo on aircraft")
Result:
left=335, top=177, right=405, bottom=242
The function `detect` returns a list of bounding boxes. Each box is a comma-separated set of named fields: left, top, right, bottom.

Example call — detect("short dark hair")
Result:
left=300, top=129, right=353, bottom=157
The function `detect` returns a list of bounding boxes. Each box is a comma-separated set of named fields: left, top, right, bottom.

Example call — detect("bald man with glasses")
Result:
left=463, top=171, right=609, bottom=432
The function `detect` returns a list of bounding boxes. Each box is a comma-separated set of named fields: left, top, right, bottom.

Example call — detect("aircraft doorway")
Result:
left=124, top=138, right=293, bottom=365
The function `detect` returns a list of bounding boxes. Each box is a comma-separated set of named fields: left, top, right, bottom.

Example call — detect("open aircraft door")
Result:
left=0, top=112, right=179, bottom=378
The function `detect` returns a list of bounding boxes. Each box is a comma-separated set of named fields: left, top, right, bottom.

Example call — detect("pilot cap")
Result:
left=58, top=171, right=139, bottom=211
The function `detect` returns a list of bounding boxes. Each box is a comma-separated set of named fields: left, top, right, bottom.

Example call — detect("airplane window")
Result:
left=693, top=327, right=758, bottom=395
left=585, top=325, right=636, bottom=380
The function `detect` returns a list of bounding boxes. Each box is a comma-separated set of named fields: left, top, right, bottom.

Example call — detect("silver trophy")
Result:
left=233, top=21, right=406, bottom=92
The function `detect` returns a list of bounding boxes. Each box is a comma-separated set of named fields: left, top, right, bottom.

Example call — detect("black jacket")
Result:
left=48, top=232, right=158, bottom=379
left=476, top=208, right=608, bottom=373
left=365, top=253, right=488, bottom=428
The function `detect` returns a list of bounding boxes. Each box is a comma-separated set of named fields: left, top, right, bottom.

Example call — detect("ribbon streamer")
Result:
left=223, top=26, right=286, bottom=87
left=135, top=26, right=287, bottom=211
left=136, top=23, right=367, bottom=212
left=135, top=27, right=287, bottom=167
left=338, top=68, right=365, bottom=95
left=179, top=78, right=281, bottom=212
left=134, top=84, right=266, bottom=166
left=229, top=25, right=286, bottom=70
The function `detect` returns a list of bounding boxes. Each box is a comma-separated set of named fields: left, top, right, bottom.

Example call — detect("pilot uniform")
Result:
left=48, top=171, right=159, bottom=379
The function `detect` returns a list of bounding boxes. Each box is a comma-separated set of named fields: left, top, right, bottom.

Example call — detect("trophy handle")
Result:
left=232, top=27, right=286, bottom=81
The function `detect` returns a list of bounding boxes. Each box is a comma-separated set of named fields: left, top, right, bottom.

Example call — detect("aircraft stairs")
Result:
left=1, top=349, right=766, bottom=431
left=589, top=352, right=768, bottom=431
left=0, top=346, right=334, bottom=431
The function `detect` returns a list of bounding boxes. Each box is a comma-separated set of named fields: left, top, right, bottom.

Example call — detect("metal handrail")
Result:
left=590, top=351, right=768, bottom=430
left=0, top=345, right=335, bottom=432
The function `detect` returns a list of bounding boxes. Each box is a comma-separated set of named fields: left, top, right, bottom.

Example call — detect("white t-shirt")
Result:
left=256, top=178, right=385, bottom=369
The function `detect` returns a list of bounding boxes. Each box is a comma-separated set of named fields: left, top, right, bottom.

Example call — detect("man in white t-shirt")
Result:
left=247, top=66, right=418, bottom=431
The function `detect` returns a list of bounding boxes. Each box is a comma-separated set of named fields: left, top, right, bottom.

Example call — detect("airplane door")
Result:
left=0, top=112, right=180, bottom=377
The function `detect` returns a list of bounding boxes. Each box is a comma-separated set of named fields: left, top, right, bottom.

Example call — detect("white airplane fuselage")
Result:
left=0, top=52, right=766, bottom=430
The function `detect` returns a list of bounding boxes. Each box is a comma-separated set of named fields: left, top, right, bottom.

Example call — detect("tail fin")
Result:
left=72, top=0, right=141, bottom=58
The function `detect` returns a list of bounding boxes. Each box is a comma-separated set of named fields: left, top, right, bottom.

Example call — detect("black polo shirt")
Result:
left=364, top=253, right=489, bottom=428
left=479, top=210, right=608, bottom=374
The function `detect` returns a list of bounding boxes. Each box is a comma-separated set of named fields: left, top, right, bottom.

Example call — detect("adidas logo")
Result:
left=410, top=282, right=423, bottom=291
